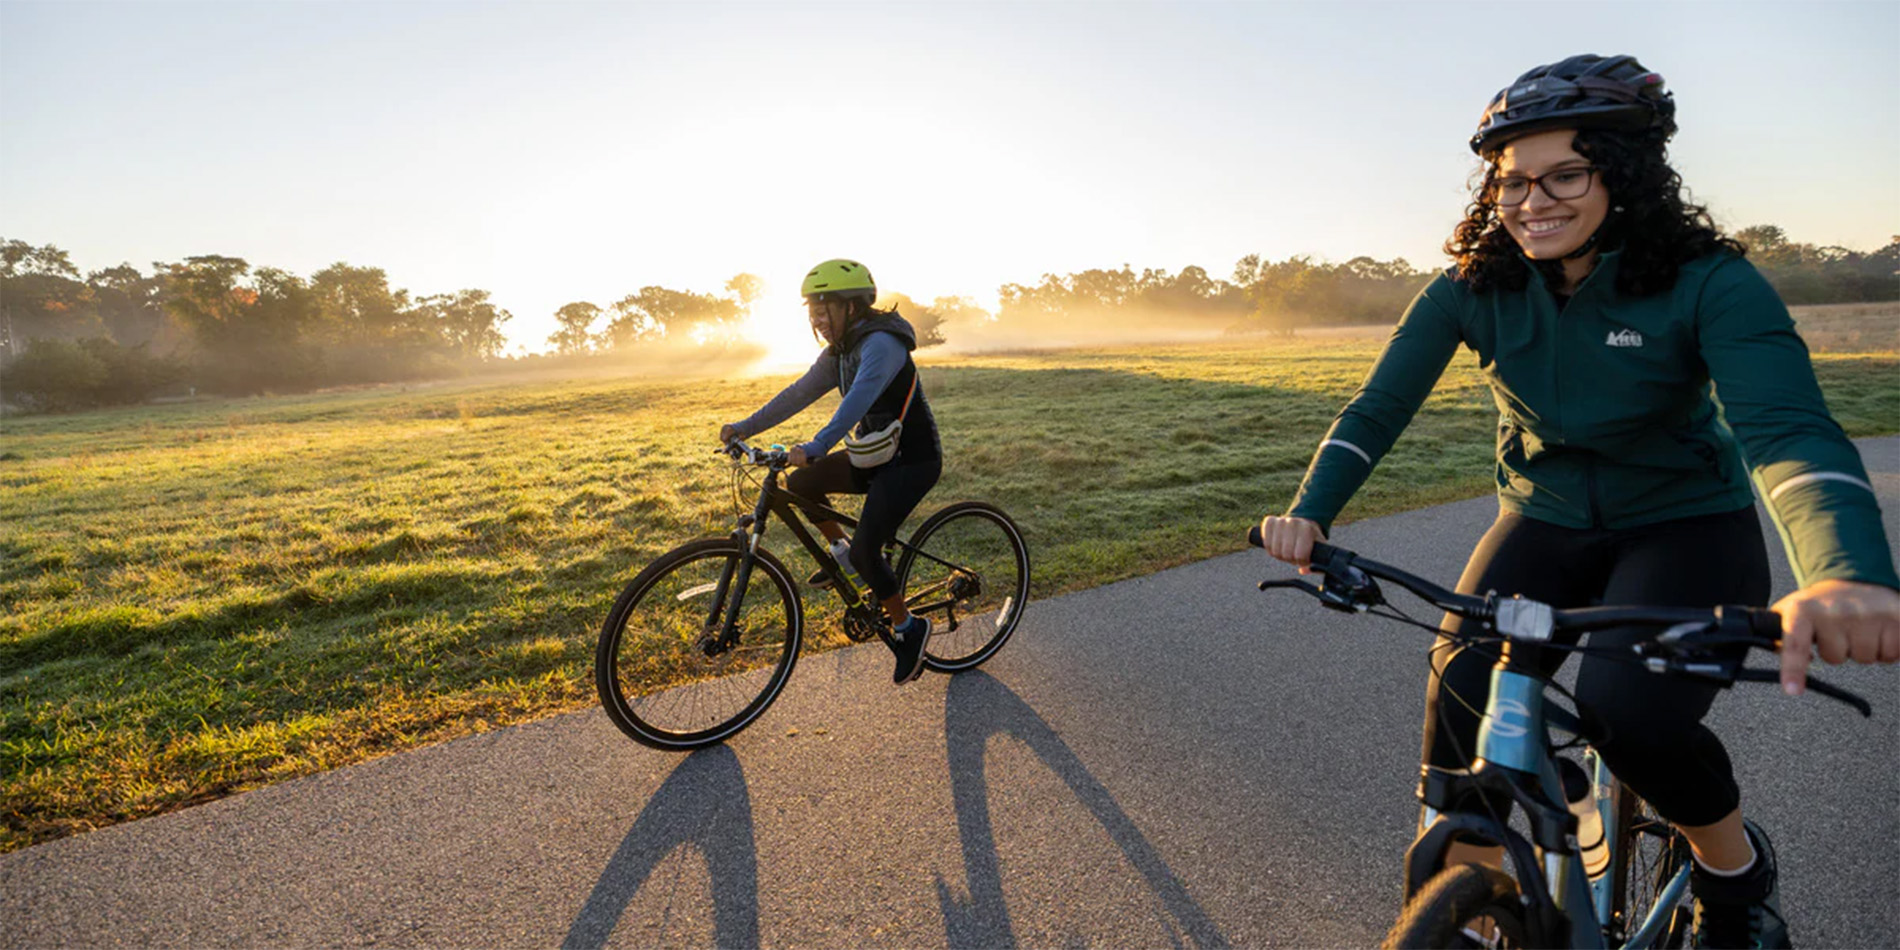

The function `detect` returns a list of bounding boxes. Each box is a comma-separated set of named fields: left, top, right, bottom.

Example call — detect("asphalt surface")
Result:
left=4, top=438, right=1895, bottom=948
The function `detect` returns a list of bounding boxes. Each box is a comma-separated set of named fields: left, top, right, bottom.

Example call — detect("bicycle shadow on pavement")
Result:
left=561, top=744, right=759, bottom=950
left=936, top=672, right=1230, bottom=949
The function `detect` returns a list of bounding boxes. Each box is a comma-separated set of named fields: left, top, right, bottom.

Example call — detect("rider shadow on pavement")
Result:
left=936, top=672, right=1230, bottom=949
left=561, top=744, right=759, bottom=950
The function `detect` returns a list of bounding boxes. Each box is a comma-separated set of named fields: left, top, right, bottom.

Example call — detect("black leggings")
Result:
left=785, top=452, right=941, bottom=602
left=1424, top=507, right=1771, bottom=827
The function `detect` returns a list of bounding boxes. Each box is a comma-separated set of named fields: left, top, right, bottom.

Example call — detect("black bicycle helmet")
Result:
left=1470, top=54, right=1675, bottom=154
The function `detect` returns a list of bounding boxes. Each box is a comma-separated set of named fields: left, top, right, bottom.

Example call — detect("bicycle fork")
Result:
left=703, top=486, right=780, bottom=656
left=1407, top=665, right=1607, bottom=947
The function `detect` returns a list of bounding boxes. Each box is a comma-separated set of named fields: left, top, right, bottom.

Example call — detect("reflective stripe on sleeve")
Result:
left=1320, top=439, right=1373, bottom=465
left=1767, top=471, right=1877, bottom=503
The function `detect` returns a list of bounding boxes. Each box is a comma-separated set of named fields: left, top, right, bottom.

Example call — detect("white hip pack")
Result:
left=843, top=374, right=917, bottom=468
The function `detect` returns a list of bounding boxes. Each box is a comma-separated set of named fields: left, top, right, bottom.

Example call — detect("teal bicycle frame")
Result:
left=1406, top=656, right=1689, bottom=948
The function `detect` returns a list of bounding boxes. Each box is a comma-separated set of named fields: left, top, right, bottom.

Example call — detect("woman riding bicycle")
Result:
left=720, top=258, right=942, bottom=685
left=1257, top=54, right=1899, bottom=949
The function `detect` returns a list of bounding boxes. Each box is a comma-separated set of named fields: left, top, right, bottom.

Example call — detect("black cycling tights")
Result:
left=785, top=452, right=941, bottom=603
left=1425, top=507, right=1771, bottom=828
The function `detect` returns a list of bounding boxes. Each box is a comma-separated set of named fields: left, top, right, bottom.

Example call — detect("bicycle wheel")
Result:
left=595, top=538, right=802, bottom=750
left=895, top=501, right=1029, bottom=672
left=1382, top=864, right=1531, bottom=950
left=1610, top=788, right=1692, bottom=948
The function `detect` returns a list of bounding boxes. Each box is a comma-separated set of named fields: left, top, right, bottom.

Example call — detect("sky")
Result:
left=3, top=0, right=1896, bottom=358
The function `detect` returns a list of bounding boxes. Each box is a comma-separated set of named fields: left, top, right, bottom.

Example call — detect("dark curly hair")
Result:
left=1444, top=127, right=1744, bottom=296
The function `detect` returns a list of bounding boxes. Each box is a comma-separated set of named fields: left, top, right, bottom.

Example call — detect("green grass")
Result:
left=2, top=337, right=1895, bottom=851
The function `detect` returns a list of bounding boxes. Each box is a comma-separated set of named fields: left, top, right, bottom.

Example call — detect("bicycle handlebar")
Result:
left=1247, top=527, right=1872, bottom=716
left=719, top=438, right=789, bottom=469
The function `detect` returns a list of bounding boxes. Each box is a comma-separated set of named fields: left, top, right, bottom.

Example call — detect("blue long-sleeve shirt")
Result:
left=732, top=332, right=908, bottom=458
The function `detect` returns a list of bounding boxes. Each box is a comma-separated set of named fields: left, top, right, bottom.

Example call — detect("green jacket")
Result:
left=1287, top=250, right=1897, bottom=590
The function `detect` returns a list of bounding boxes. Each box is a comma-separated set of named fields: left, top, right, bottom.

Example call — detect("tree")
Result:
left=549, top=302, right=602, bottom=355
left=601, top=286, right=740, bottom=350
left=879, top=292, right=950, bottom=348
left=725, top=273, right=765, bottom=311
left=159, top=256, right=324, bottom=393
left=160, top=255, right=254, bottom=340
left=418, top=289, right=511, bottom=360
left=928, top=295, right=992, bottom=343
left=88, top=264, right=176, bottom=350
left=310, top=264, right=417, bottom=347
left=1, top=239, right=96, bottom=356
left=2, top=338, right=105, bottom=411
left=1, top=240, right=78, bottom=280
left=2, top=337, right=182, bottom=411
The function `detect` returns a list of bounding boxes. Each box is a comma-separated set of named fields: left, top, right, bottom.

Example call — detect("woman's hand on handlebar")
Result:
left=1258, top=515, right=1326, bottom=573
left=1771, top=579, right=1900, bottom=695
left=719, top=423, right=740, bottom=445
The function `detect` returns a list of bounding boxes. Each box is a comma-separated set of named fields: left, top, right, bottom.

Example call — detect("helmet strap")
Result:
left=1562, top=231, right=1602, bottom=261
left=1561, top=204, right=1624, bottom=261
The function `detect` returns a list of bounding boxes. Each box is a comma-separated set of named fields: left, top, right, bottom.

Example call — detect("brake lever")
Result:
left=1733, top=669, right=1873, bottom=718
left=1257, top=576, right=1367, bottom=613
left=1259, top=578, right=1322, bottom=595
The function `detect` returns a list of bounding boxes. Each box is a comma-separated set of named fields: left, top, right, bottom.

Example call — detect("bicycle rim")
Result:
left=897, top=502, right=1030, bottom=671
left=595, top=539, right=801, bottom=749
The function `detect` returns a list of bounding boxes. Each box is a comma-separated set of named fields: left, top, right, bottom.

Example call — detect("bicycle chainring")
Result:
left=842, top=610, right=884, bottom=644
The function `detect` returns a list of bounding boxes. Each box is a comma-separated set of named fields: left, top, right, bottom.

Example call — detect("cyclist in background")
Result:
left=1257, top=55, right=1899, bottom=949
left=720, top=259, right=943, bottom=685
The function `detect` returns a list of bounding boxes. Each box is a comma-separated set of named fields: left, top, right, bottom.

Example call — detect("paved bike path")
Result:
left=4, top=438, right=1895, bottom=948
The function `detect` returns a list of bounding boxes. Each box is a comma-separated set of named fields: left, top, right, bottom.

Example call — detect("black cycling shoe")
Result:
left=888, top=616, right=931, bottom=684
left=1689, top=820, right=1790, bottom=949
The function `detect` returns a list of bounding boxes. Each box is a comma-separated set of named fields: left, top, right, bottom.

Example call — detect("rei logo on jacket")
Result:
left=1604, top=328, right=1644, bottom=348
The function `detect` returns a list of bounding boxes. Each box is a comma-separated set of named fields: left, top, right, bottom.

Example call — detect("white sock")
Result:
left=1694, top=833, right=1758, bottom=877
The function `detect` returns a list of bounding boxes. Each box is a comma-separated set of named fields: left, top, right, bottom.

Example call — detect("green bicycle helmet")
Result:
left=1470, top=54, right=1675, bottom=154
left=801, top=259, right=876, bottom=303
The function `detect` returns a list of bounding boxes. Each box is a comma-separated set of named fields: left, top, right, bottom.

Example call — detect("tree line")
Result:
left=0, top=243, right=514, bottom=410
left=1731, top=225, right=1900, bottom=305
left=2, top=228, right=1894, bottom=412
left=988, top=255, right=1436, bottom=339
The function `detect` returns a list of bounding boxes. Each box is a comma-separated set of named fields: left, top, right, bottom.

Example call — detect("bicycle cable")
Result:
left=1373, top=598, right=1601, bottom=759
left=1359, top=597, right=1522, bottom=846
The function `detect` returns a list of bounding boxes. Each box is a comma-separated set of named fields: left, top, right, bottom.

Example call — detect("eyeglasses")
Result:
left=1491, top=165, right=1599, bottom=206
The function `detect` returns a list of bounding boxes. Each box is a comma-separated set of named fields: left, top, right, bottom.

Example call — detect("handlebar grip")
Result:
left=1746, top=606, right=1784, bottom=642
left=1245, top=528, right=1351, bottom=571
left=1309, top=541, right=1351, bottom=573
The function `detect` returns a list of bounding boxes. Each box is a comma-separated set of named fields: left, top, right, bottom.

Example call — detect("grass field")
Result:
left=3, top=330, right=1896, bottom=852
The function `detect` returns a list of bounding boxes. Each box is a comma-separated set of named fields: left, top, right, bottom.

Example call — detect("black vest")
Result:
left=833, top=313, right=940, bottom=463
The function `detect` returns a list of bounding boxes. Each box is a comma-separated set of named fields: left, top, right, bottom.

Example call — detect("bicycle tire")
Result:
left=1610, top=788, right=1692, bottom=948
left=1381, top=864, right=1532, bottom=950
left=895, top=501, right=1030, bottom=672
left=595, top=538, right=801, bottom=750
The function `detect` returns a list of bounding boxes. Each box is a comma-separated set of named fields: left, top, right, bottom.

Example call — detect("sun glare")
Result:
left=743, top=301, right=824, bottom=374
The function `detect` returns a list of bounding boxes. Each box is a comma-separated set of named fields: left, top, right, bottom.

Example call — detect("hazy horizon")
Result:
left=5, top=1, right=1895, bottom=357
